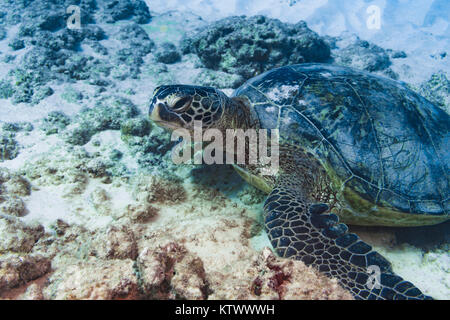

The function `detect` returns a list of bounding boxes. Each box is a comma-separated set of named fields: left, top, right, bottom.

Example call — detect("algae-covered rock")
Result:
left=0, top=0, right=95, bottom=27
left=155, top=42, right=181, bottom=64
left=0, top=80, right=14, bottom=99
left=0, top=132, right=19, bottom=161
left=333, top=38, right=396, bottom=78
left=0, top=195, right=27, bottom=217
left=8, top=68, right=50, bottom=104
left=0, top=26, right=7, bottom=40
left=2, top=22, right=109, bottom=104
left=40, top=111, right=71, bottom=135
left=121, top=124, right=174, bottom=168
left=61, top=87, right=83, bottom=103
left=2, top=122, right=33, bottom=133
left=8, top=38, right=25, bottom=51
left=120, top=118, right=152, bottom=137
left=64, top=96, right=140, bottom=145
left=31, top=86, right=53, bottom=104
left=112, top=23, right=155, bottom=79
left=98, top=0, right=151, bottom=24
left=0, top=216, right=44, bottom=253
left=0, top=169, right=30, bottom=217
left=182, top=15, right=330, bottom=82
left=137, top=243, right=210, bottom=299
left=196, top=69, right=245, bottom=89
left=0, top=254, right=51, bottom=294
left=93, top=225, right=138, bottom=260
left=2, top=174, right=31, bottom=197
left=43, top=258, right=139, bottom=300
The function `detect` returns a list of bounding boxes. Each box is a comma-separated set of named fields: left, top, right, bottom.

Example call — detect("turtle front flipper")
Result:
left=264, top=182, right=433, bottom=300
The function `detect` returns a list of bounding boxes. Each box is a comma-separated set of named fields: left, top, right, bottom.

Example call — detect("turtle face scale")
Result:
left=149, top=85, right=226, bottom=131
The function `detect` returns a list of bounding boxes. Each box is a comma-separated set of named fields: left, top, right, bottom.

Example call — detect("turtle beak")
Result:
left=149, top=101, right=163, bottom=122
left=149, top=101, right=183, bottom=130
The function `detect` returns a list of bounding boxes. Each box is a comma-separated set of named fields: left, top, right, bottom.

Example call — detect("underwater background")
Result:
left=0, top=0, right=448, bottom=299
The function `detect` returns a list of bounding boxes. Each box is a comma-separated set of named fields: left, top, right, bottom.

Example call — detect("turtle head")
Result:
left=149, top=85, right=228, bottom=131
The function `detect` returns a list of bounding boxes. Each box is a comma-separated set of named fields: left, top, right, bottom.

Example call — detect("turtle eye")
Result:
left=172, top=96, right=193, bottom=113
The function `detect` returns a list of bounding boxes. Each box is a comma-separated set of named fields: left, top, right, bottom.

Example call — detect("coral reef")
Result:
left=155, top=42, right=182, bottom=64
left=112, top=23, right=155, bottom=79
left=63, top=96, right=140, bottom=145
left=43, top=258, right=139, bottom=300
left=332, top=36, right=398, bottom=79
left=0, top=215, right=44, bottom=253
left=0, top=132, right=19, bottom=161
left=181, top=15, right=330, bottom=86
left=0, top=253, right=51, bottom=294
left=97, top=0, right=151, bottom=24
left=93, top=224, right=138, bottom=260
left=0, top=168, right=31, bottom=217
left=137, top=243, right=210, bottom=299
left=40, top=111, right=72, bottom=136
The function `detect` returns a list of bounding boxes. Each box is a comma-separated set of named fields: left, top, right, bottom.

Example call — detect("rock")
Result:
left=2, top=22, right=109, bottom=104
left=121, top=125, right=174, bottom=169
left=20, top=283, right=44, bottom=300
left=182, top=15, right=330, bottom=83
left=196, top=69, right=245, bottom=89
left=390, top=50, right=407, bottom=59
left=137, top=243, right=210, bottom=299
left=155, top=42, right=182, bottom=64
left=0, top=216, right=45, bottom=253
left=334, top=39, right=392, bottom=73
left=0, top=169, right=30, bottom=217
left=126, top=203, right=159, bottom=223
left=43, top=258, right=139, bottom=300
left=8, top=38, right=25, bottom=50
left=2, top=122, right=33, bottom=133
left=94, top=225, right=138, bottom=260
left=0, top=254, right=51, bottom=294
left=0, top=195, right=26, bottom=217
left=245, top=248, right=353, bottom=300
left=40, top=111, right=71, bottom=135
left=64, top=96, right=140, bottom=145
left=0, top=0, right=96, bottom=27
left=31, top=86, right=53, bottom=104
left=22, top=155, right=88, bottom=197
left=112, top=23, right=155, bottom=79
left=3, top=55, right=16, bottom=63
left=61, top=87, right=83, bottom=103
left=0, top=80, right=14, bottom=99
left=8, top=67, right=51, bottom=104
left=0, top=26, right=6, bottom=40
left=109, top=149, right=123, bottom=161
left=0, top=132, right=19, bottom=161
left=2, top=174, right=31, bottom=196
left=98, top=0, right=151, bottom=24
left=120, top=118, right=152, bottom=137
left=134, top=175, right=187, bottom=205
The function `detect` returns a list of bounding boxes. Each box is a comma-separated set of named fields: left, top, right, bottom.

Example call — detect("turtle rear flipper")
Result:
left=264, top=181, right=433, bottom=300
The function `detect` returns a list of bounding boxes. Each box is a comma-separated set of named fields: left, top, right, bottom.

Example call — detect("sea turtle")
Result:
left=148, top=63, right=449, bottom=300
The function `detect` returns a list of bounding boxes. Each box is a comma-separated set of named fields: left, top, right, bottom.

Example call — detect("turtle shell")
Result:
left=233, top=64, right=449, bottom=219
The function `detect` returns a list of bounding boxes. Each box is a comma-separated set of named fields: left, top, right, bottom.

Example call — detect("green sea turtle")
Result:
left=149, top=63, right=449, bottom=300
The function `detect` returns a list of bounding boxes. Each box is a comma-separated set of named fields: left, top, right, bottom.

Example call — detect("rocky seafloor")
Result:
left=0, top=1, right=448, bottom=300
